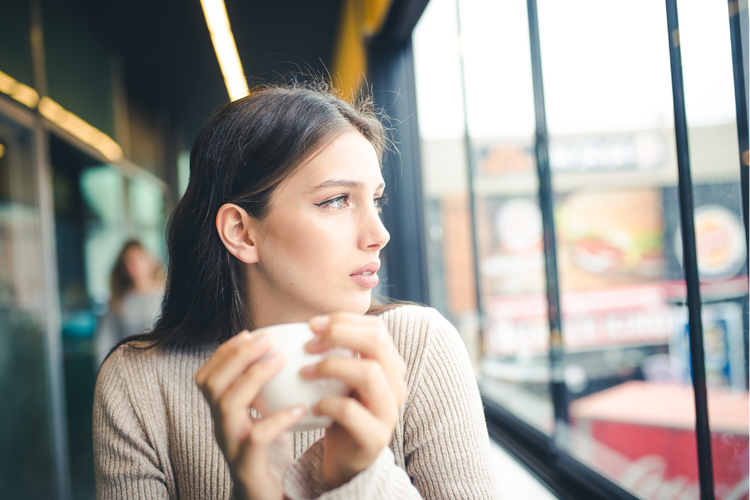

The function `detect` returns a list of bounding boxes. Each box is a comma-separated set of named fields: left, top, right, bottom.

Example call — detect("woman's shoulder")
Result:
left=376, top=304, right=466, bottom=367
left=96, top=341, right=214, bottom=395
left=377, top=304, right=458, bottom=341
left=99, top=341, right=161, bottom=373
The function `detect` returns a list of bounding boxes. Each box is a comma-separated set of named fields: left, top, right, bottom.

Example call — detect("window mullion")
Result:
left=726, top=0, right=749, bottom=247
left=664, top=1, right=716, bottom=498
left=525, top=0, right=568, bottom=440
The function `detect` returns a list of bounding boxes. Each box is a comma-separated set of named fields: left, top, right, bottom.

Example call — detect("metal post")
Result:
left=30, top=1, right=72, bottom=499
left=369, top=39, right=430, bottom=305
left=726, top=0, right=749, bottom=248
left=664, top=1, right=715, bottom=498
left=526, top=0, right=568, bottom=435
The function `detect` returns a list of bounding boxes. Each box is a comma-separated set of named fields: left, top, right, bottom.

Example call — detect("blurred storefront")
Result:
left=413, top=0, right=748, bottom=498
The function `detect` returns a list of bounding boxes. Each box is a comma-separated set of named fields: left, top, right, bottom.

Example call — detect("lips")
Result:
left=349, top=261, right=380, bottom=289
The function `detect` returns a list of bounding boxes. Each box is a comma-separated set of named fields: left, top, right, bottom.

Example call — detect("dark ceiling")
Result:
left=64, top=0, right=343, bottom=143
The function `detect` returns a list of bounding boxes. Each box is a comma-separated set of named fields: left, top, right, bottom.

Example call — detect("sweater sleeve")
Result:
left=283, top=439, right=424, bottom=500
left=93, top=349, right=170, bottom=499
left=403, top=309, right=500, bottom=499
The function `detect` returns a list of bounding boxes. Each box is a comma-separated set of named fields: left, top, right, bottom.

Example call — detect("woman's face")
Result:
left=125, top=247, right=156, bottom=285
left=247, top=130, right=390, bottom=326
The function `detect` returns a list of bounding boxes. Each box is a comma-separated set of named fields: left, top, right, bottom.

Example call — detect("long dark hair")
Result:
left=114, top=81, right=399, bottom=354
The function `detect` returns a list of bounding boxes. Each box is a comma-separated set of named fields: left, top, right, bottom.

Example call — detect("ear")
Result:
left=215, top=203, right=260, bottom=264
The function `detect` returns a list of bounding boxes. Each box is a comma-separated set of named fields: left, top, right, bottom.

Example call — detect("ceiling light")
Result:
left=39, top=97, right=123, bottom=163
left=0, top=70, right=40, bottom=108
left=200, top=0, right=250, bottom=101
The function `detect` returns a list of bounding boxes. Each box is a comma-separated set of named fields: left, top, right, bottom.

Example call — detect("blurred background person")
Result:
left=94, top=239, right=164, bottom=367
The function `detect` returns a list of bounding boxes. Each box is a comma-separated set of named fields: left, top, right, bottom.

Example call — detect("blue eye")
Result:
left=315, top=194, right=350, bottom=209
left=327, top=197, right=347, bottom=208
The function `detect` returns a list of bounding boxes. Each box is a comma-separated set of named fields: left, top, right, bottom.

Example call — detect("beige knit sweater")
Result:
left=93, top=305, right=500, bottom=499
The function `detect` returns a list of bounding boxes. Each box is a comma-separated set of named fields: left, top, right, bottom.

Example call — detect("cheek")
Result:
left=262, top=214, right=351, bottom=280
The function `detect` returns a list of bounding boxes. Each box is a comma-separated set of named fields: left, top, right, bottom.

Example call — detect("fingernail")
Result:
left=300, top=364, right=316, bottom=377
left=253, top=332, right=271, bottom=346
left=309, top=315, right=330, bottom=332
left=304, top=337, right=320, bottom=352
left=231, top=330, right=251, bottom=346
left=265, top=352, right=283, bottom=367
left=290, top=406, right=306, bottom=418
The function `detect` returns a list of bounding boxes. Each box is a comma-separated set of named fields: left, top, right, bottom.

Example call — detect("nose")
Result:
left=360, top=205, right=390, bottom=251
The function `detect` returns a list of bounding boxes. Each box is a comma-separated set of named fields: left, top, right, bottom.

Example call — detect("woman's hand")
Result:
left=301, top=313, right=407, bottom=488
left=196, top=331, right=307, bottom=500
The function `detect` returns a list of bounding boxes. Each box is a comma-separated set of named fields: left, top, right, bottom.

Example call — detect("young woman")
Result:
left=93, top=82, right=499, bottom=499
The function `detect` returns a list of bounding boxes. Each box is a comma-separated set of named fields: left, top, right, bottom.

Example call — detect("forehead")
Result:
left=286, top=130, right=384, bottom=189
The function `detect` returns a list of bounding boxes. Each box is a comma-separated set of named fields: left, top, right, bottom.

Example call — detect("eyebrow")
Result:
left=307, top=180, right=386, bottom=193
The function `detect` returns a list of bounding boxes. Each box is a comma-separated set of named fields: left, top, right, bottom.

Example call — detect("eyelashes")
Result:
left=315, top=193, right=389, bottom=212
left=315, top=194, right=350, bottom=209
left=374, top=194, right=389, bottom=212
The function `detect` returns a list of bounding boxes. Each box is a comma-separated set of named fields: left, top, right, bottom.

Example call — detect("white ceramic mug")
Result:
left=250, top=322, right=353, bottom=431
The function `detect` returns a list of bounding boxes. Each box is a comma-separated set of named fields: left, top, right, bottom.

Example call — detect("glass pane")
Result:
left=50, top=141, right=167, bottom=500
left=81, top=165, right=127, bottom=304
left=0, top=116, right=56, bottom=498
left=679, top=0, right=749, bottom=497
left=413, top=0, right=475, bottom=347
left=413, top=0, right=554, bottom=434
left=461, top=0, right=553, bottom=433
left=50, top=134, right=111, bottom=500
left=128, top=175, right=166, bottom=263
left=537, top=0, right=684, bottom=495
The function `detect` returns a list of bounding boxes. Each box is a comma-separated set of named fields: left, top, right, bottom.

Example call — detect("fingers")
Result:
left=217, top=352, right=286, bottom=446
left=314, top=396, right=388, bottom=450
left=301, top=358, right=395, bottom=420
left=195, top=331, right=273, bottom=401
left=198, top=330, right=255, bottom=377
left=308, top=313, right=401, bottom=366
left=195, top=330, right=308, bottom=499
left=195, top=331, right=285, bottom=462
left=234, top=405, right=306, bottom=478
left=307, top=313, right=384, bottom=356
left=245, top=405, right=307, bottom=448
left=306, top=313, right=407, bottom=404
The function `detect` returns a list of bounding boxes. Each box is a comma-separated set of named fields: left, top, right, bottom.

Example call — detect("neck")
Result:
left=245, top=270, right=321, bottom=330
left=247, top=296, right=320, bottom=330
left=132, top=275, right=155, bottom=293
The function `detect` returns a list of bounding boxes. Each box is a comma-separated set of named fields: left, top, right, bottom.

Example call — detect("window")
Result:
left=412, top=0, right=749, bottom=498
left=0, top=111, right=57, bottom=499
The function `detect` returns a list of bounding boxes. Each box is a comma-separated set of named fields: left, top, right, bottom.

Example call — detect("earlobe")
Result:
left=215, top=203, right=260, bottom=264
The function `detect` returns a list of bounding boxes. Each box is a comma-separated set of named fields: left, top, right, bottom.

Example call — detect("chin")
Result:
left=352, top=291, right=374, bottom=314
left=321, top=291, right=372, bottom=316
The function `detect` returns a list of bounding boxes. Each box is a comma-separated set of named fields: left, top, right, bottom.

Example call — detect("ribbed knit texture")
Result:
left=93, top=305, right=500, bottom=499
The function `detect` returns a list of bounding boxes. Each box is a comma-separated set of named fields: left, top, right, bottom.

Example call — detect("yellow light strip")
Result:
left=0, top=143, right=5, bottom=159
left=200, top=0, right=250, bottom=101
left=39, top=97, right=123, bottom=162
left=0, top=70, right=40, bottom=108
left=0, top=70, right=122, bottom=162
